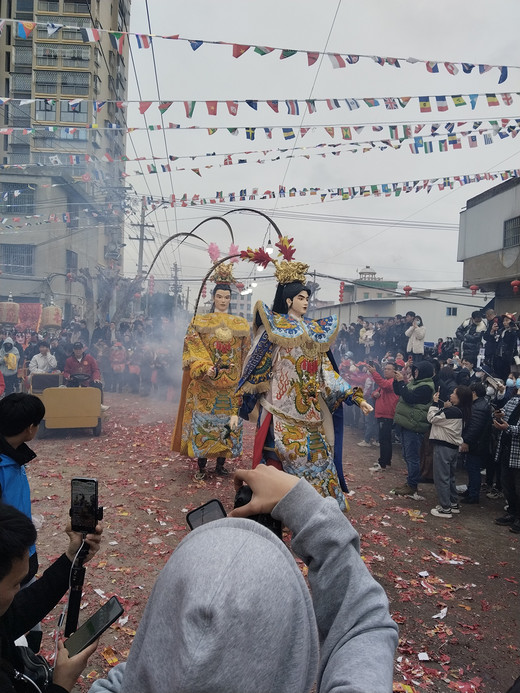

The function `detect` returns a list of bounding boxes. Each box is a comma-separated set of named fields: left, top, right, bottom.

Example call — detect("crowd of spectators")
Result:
left=0, top=317, right=184, bottom=401
left=334, top=306, right=520, bottom=534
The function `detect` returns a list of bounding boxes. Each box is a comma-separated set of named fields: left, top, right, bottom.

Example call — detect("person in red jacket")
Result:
left=367, top=362, right=399, bottom=471
left=63, top=342, right=108, bottom=410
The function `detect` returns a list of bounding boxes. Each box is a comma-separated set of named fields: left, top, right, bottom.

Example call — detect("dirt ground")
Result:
left=28, top=392, right=519, bottom=692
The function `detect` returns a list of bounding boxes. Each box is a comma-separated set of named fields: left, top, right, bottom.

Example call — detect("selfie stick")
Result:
left=64, top=507, right=103, bottom=637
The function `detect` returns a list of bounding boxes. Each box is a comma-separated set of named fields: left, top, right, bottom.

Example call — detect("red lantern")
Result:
left=236, top=282, right=245, bottom=291
left=339, top=281, right=344, bottom=303
left=403, top=285, right=412, bottom=297
left=469, top=284, right=479, bottom=296
left=511, top=280, right=520, bottom=295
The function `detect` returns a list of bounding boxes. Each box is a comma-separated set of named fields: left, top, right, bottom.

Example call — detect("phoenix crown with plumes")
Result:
left=240, top=236, right=308, bottom=285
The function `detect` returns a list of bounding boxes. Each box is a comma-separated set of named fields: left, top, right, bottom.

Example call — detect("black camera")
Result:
left=234, top=485, right=282, bottom=539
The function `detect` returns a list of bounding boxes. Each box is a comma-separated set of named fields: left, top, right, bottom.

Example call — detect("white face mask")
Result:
left=486, top=386, right=495, bottom=397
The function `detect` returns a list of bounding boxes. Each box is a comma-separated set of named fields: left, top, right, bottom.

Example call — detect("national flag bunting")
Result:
left=136, top=34, right=151, bottom=49
left=232, top=44, right=250, bottom=58
left=452, top=95, right=466, bottom=107
left=245, top=127, right=256, bottom=140
left=419, top=97, right=431, bottom=113
left=307, top=52, right=319, bottom=66
left=184, top=101, right=196, bottom=118
left=280, top=49, right=297, bottom=59
left=341, top=127, right=352, bottom=140
left=158, top=101, right=173, bottom=114
left=267, top=100, right=279, bottom=113
left=426, top=61, right=439, bottom=73
left=435, top=96, right=448, bottom=111
left=326, top=99, right=340, bottom=110
left=325, top=127, right=334, bottom=138
left=109, top=32, right=125, bottom=55
left=329, top=54, right=346, bottom=69
left=227, top=101, right=238, bottom=115
left=139, top=101, right=152, bottom=114
left=486, top=94, right=499, bottom=107
left=306, top=100, right=316, bottom=113
left=206, top=101, right=217, bottom=115
left=254, top=46, right=274, bottom=55
left=286, top=100, right=299, bottom=115
left=79, top=27, right=100, bottom=42
left=17, top=21, right=36, bottom=39
left=282, top=128, right=295, bottom=140
left=46, top=23, right=63, bottom=36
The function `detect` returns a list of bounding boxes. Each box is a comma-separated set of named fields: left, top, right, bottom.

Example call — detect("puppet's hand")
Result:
left=360, top=401, right=373, bottom=415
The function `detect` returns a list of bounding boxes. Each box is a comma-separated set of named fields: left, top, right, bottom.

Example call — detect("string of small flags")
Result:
left=0, top=18, right=515, bottom=84
left=134, top=168, right=520, bottom=208
left=1, top=92, right=517, bottom=117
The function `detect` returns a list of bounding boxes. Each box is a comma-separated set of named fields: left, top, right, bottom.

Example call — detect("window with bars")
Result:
left=60, top=101, right=88, bottom=123
left=35, top=70, right=58, bottom=94
left=35, top=98, right=57, bottom=121
left=504, top=216, right=520, bottom=249
left=446, top=307, right=458, bottom=316
left=62, top=45, right=90, bottom=67
left=0, top=244, right=35, bottom=276
left=12, top=73, right=32, bottom=92
left=0, top=184, right=35, bottom=215
left=14, top=45, right=33, bottom=66
left=38, top=0, right=60, bottom=10
left=36, top=44, right=59, bottom=66
left=63, top=1, right=89, bottom=12
left=60, top=71, right=89, bottom=95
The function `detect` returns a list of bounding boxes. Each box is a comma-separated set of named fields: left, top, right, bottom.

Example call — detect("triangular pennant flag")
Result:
left=307, top=52, right=319, bottom=66
left=267, top=100, right=279, bottom=113
left=232, top=44, right=250, bottom=58
left=109, top=31, right=125, bottom=55
left=397, top=97, right=412, bottom=108
left=469, top=94, right=479, bottom=109
left=329, top=53, right=346, bottom=68
left=280, top=49, right=297, bottom=59
left=206, top=101, right=218, bottom=115
left=444, top=62, right=459, bottom=75
left=139, top=101, right=152, bottom=114
left=246, top=100, right=258, bottom=111
left=158, top=101, right=173, bottom=114
left=254, top=46, right=274, bottom=55
left=324, top=127, right=335, bottom=138
left=46, top=23, right=63, bottom=36
left=184, top=101, right=196, bottom=118
left=191, top=168, right=201, bottom=176
left=426, top=61, right=439, bottom=73
left=189, top=40, right=203, bottom=50
left=17, top=21, right=36, bottom=39
left=498, top=66, right=508, bottom=84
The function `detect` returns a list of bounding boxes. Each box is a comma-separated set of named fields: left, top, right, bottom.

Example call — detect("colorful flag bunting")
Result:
left=280, top=49, right=297, bottom=59
left=254, top=46, right=274, bottom=55
left=192, top=168, right=201, bottom=175
left=345, top=98, right=360, bottom=110
left=80, top=27, right=100, bottom=42
left=341, top=127, right=352, bottom=140
left=206, top=101, right=217, bottom=115
left=426, top=61, right=439, bottom=73
left=158, top=101, right=173, bottom=114
left=346, top=55, right=359, bottom=64
left=419, top=97, right=431, bottom=113
left=498, top=66, right=508, bottom=84
left=307, top=52, right=319, bottom=66
left=286, top=100, right=299, bottom=115
left=227, top=101, right=238, bottom=115
left=246, top=100, right=258, bottom=111
left=232, top=44, right=250, bottom=58
left=364, top=98, right=379, bottom=107
left=135, top=34, right=151, bottom=49
left=486, top=94, right=499, bottom=107
left=325, top=127, right=335, bottom=138
left=398, top=97, right=412, bottom=108
left=46, top=23, right=63, bottom=36
left=282, top=128, right=295, bottom=140
left=468, top=135, right=478, bottom=148
left=184, top=101, right=196, bottom=118
left=444, top=62, right=459, bottom=75
left=109, top=32, right=125, bottom=55
left=435, top=96, right=448, bottom=111
left=139, top=101, right=152, bottom=114
left=189, top=40, right=203, bottom=51
left=462, top=63, right=475, bottom=73
left=245, top=127, right=256, bottom=140
left=17, top=21, right=36, bottom=39
left=384, top=98, right=398, bottom=110
left=267, top=100, right=279, bottom=113
left=93, top=101, right=106, bottom=113
left=329, top=54, right=346, bottom=68
left=452, top=95, right=466, bottom=107
left=306, top=100, right=316, bottom=113
left=501, top=93, right=513, bottom=106
left=326, top=99, right=340, bottom=110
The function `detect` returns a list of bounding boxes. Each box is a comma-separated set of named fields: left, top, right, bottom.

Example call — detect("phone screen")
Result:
left=186, top=499, right=227, bottom=529
left=64, top=596, right=124, bottom=656
left=70, top=477, right=98, bottom=533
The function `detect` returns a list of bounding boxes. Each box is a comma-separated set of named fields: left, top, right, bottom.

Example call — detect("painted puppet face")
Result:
left=214, top=289, right=231, bottom=313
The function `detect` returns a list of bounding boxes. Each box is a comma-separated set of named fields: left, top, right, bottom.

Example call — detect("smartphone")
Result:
left=186, top=499, right=226, bottom=529
left=70, top=477, right=99, bottom=534
left=64, top=596, right=124, bottom=656
left=368, top=360, right=375, bottom=367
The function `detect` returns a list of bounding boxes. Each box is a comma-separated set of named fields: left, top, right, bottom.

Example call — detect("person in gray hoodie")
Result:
left=0, top=338, right=20, bottom=395
left=89, top=466, right=398, bottom=693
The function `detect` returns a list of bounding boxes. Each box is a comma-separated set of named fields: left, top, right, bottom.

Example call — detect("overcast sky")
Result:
left=124, top=0, right=520, bottom=307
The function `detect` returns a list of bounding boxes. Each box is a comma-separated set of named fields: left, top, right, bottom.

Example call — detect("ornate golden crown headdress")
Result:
left=240, top=236, right=308, bottom=285
left=207, top=243, right=240, bottom=285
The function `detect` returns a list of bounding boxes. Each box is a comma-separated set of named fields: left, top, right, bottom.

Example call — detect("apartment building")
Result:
left=0, top=0, right=130, bottom=323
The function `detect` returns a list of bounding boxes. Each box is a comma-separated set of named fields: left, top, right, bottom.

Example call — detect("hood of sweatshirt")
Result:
left=413, top=360, right=434, bottom=381
left=120, top=517, right=319, bottom=693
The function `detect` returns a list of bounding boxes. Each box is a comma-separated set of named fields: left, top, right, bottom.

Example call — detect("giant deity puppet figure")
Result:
left=238, top=237, right=372, bottom=510
left=171, top=246, right=251, bottom=479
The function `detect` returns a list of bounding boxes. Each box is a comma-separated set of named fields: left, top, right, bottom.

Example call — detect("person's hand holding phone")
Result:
left=433, top=391, right=440, bottom=403
left=229, top=466, right=298, bottom=518
left=53, top=639, right=98, bottom=692
left=65, top=522, right=103, bottom=564
left=394, top=370, right=404, bottom=382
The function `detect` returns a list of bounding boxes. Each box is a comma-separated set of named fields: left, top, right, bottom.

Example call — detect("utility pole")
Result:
left=129, top=197, right=155, bottom=275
